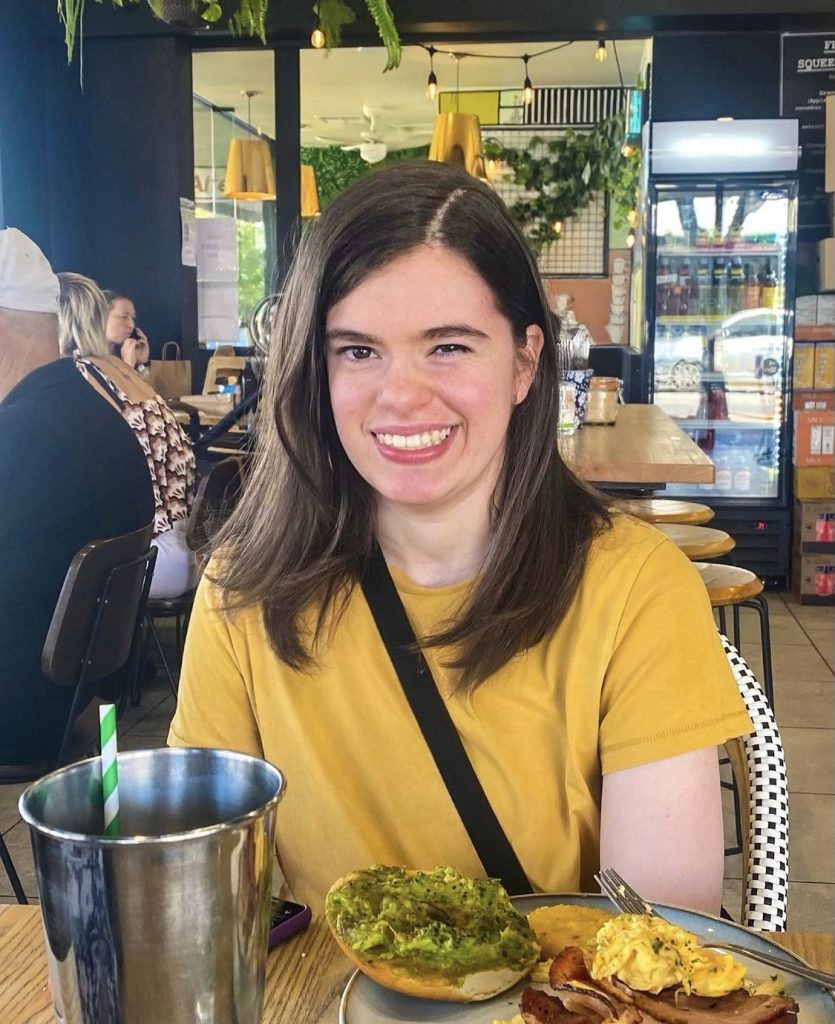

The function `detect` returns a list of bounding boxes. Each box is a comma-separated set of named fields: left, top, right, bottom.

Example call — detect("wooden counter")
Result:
left=563, top=404, right=715, bottom=488
left=0, top=905, right=831, bottom=1024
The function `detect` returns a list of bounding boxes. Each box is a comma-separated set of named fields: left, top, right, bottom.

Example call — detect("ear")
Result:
left=514, top=325, right=544, bottom=405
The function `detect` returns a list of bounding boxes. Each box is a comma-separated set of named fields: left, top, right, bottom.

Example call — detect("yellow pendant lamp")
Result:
left=224, top=89, right=276, bottom=201
left=428, top=112, right=486, bottom=179
left=301, top=164, right=320, bottom=218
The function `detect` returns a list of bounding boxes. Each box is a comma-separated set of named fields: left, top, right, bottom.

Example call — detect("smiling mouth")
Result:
left=372, top=427, right=455, bottom=451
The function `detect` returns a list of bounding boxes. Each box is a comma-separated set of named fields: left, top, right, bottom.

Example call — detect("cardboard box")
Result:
left=793, top=388, right=835, bottom=411
left=796, top=324, right=835, bottom=341
left=814, top=341, right=835, bottom=388
left=818, top=237, right=835, bottom=292
left=795, top=466, right=835, bottom=499
left=793, top=498, right=835, bottom=546
left=794, top=410, right=835, bottom=466
left=791, top=550, right=835, bottom=602
left=796, top=295, right=818, bottom=325
left=793, top=342, right=816, bottom=389
left=816, top=293, right=835, bottom=324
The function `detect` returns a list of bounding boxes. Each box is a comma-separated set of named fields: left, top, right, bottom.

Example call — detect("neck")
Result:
left=375, top=499, right=492, bottom=588
left=0, top=343, right=55, bottom=402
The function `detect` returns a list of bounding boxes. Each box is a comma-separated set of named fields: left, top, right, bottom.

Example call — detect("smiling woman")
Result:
left=169, top=161, right=753, bottom=918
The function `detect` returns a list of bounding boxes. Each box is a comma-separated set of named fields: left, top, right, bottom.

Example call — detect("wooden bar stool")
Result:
left=656, top=523, right=736, bottom=560
left=622, top=498, right=715, bottom=525
left=694, top=563, right=774, bottom=709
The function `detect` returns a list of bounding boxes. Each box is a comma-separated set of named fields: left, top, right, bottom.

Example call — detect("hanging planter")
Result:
left=148, top=0, right=238, bottom=29
left=56, top=0, right=401, bottom=73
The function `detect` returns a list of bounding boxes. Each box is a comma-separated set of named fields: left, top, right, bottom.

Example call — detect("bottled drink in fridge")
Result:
left=744, top=263, right=761, bottom=309
left=714, top=450, right=733, bottom=492
left=695, top=258, right=711, bottom=316
left=657, top=257, right=676, bottom=315
left=711, top=257, right=728, bottom=317
left=677, top=259, right=691, bottom=315
left=731, top=450, right=753, bottom=493
left=760, top=260, right=779, bottom=308
left=728, top=257, right=745, bottom=313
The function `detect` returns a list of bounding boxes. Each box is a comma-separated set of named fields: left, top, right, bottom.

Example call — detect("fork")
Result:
left=595, top=867, right=835, bottom=992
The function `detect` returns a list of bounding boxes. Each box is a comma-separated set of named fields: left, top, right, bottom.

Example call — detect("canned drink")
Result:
left=825, top=514, right=835, bottom=544
left=815, top=514, right=828, bottom=542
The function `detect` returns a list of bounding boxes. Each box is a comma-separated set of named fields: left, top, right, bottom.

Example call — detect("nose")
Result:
left=376, top=356, right=433, bottom=414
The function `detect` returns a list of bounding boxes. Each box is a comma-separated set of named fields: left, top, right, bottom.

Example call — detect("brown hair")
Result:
left=214, top=160, right=610, bottom=689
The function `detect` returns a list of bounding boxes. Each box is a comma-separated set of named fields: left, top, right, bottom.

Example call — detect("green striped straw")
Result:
left=99, top=703, right=121, bottom=837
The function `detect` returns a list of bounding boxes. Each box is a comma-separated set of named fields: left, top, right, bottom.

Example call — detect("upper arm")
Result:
left=599, top=746, right=724, bottom=915
left=168, top=576, right=263, bottom=757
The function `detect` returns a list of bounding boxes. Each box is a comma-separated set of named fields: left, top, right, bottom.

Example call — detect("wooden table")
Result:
left=0, top=905, right=831, bottom=1024
left=563, top=404, right=715, bottom=489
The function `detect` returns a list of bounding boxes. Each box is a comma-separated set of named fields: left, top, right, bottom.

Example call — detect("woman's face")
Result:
left=106, top=298, right=136, bottom=345
left=325, top=245, right=542, bottom=522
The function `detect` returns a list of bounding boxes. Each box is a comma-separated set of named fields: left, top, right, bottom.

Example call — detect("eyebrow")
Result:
left=325, top=323, right=490, bottom=345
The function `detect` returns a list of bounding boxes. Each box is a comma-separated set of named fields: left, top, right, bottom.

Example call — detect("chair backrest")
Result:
left=720, top=633, right=789, bottom=932
left=202, top=353, right=248, bottom=395
left=186, top=456, right=244, bottom=553
left=41, top=523, right=155, bottom=686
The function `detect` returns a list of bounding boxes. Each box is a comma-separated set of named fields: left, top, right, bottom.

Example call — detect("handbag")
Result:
left=361, top=544, right=532, bottom=895
left=146, top=341, right=192, bottom=400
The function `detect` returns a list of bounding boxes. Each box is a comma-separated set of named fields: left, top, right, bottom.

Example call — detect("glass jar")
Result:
left=585, top=377, right=622, bottom=425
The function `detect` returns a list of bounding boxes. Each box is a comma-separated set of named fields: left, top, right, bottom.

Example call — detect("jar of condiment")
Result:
left=585, top=376, right=622, bottom=425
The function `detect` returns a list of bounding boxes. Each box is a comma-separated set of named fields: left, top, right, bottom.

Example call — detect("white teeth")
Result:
left=377, top=427, right=452, bottom=450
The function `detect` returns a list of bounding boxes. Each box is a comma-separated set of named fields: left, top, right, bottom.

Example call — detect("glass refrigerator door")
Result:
left=650, top=182, right=791, bottom=500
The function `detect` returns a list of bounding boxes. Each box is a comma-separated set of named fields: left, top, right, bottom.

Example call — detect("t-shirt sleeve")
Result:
left=167, top=574, right=264, bottom=757
left=598, top=536, right=753, bottom=775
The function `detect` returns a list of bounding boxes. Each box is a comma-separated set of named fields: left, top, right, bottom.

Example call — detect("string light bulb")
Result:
left=595, top=39, right=608, bottom=63
left=552, top=220, right=563, bottom=236
left=522, top=55, right=534, bottom=106
left=621, top=142, right=635, bottom=158
left=627, top=208, right=639, bottom=228
left=625, top=228, right=636, bottom=248
left=310, top=17, right=325, bottom=48
left=426, top=46, right=438, bottom=100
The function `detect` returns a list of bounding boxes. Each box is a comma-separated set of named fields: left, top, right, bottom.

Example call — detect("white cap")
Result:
left=0, top=228, right=60, bottom=314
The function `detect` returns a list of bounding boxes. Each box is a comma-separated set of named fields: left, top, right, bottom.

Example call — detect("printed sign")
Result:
left=781, top=32, right=835, bottom=242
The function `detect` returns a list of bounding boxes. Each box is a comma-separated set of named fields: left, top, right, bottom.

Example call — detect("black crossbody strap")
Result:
left=361, top=544, right=531, bottom=895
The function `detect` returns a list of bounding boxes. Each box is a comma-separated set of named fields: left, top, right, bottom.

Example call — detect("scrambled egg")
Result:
left=527, top=904, right=614, bottom=958
left=590, top=914, right=747, bottom=996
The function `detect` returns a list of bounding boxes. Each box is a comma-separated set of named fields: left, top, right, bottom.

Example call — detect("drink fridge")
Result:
left=644, top=119, right=800, bottom=582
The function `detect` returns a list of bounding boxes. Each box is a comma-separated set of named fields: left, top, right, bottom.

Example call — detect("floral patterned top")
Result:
left=75, top=356, right=196, bottom=537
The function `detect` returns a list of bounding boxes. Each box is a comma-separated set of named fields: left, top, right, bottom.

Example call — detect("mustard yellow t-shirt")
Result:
left=169, top=515, right=751, bottom=911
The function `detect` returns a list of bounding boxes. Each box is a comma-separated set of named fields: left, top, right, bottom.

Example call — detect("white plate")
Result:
left=339, top=893, right=835, bottom=1024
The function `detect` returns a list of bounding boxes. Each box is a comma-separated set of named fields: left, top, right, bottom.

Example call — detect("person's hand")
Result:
left=120, top=329, right=150, bottom=368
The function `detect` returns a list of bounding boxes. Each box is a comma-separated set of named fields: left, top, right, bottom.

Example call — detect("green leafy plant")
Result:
left=483, top=111, right=641, bottom=252
left=57, top=0, right=401, bottom=71
left=300, top=144, right=429, bottom=207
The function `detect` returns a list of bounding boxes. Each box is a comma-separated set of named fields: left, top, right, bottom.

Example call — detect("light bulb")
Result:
left=627, top=208, right=639, bottom=228
left=426, top=70, right=438, bottom=100
left=625, top=228, right=636, bottom=248
left=523, top=76, right=534, bottom=105
left=621, top=142, right=634, bottom=158
left=595, top=40, right=608, bottom=63
left=552, top=220, right=563, bottom=235
left=310, top=26, right=326, bottom=48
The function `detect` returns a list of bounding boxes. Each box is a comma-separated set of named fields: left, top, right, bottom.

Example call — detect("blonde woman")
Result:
left=57, top=273, right=198, bottom=599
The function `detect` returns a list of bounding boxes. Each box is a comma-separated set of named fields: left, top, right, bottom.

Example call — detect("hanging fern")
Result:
left=483, top=111, right=642, bottom=253
left=57, top=0, right=401, bottom=71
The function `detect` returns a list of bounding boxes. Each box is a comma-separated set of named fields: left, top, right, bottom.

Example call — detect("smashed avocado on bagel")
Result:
left=325, top=865, right=540, bottom=1002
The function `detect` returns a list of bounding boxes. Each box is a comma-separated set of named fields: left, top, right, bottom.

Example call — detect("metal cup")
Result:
left=19, top=747, right=285, bottom=1024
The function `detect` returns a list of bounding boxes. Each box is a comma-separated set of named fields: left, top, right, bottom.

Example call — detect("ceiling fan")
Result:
left=312, top=104, right=433, bottom=163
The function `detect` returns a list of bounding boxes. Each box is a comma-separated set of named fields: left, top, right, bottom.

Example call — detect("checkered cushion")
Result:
left=721, top=634, right=789, bottom=931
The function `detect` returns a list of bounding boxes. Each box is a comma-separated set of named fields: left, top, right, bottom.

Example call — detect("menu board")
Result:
left=781, top=32, right=835, bottom=242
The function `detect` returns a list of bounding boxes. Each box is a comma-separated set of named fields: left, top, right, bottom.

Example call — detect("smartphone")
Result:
left=268, top=898, right=311, bottom=949
left=129, top=327, right=141, bottom=340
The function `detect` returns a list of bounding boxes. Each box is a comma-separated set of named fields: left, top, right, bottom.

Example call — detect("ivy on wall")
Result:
left=483, top=112, right=641, bottom=253
left=300, top=145, right=430, bottom=207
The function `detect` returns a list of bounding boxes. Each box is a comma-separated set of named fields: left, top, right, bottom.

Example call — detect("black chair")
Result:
left=0, top=522, right=156, bottom=903
left=136, top=457, right=244, bottom=704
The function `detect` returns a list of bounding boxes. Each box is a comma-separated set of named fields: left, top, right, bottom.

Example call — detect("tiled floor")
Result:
left=2, top=593, right=833, bottom=932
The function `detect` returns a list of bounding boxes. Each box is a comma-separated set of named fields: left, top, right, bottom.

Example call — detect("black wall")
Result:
left=651, top=32, right=782, bottom=120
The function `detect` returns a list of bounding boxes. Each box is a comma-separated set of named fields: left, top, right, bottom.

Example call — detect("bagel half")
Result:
left=324, top=865, right=540, bottom=1002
